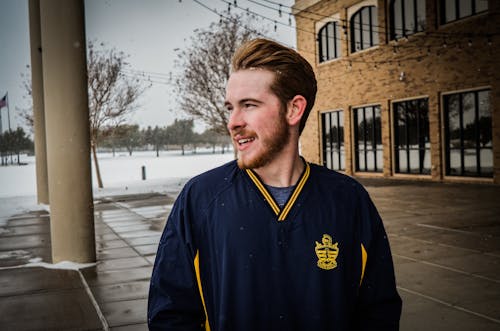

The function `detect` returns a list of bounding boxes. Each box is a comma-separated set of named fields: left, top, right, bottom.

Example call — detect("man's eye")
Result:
left=244, top=103, right=256, bottom=108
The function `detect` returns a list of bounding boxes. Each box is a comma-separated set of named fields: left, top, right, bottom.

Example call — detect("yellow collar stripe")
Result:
left=278, top=163, right=310, bottom=221
left=245, top=161, right=310, bottom=221
left=245, top=169, right=280, bottom=215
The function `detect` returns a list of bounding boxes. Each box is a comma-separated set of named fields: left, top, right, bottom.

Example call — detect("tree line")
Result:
left=98, top=119, right=231, bottom=157
left=0, top=127, right=33, bottom=166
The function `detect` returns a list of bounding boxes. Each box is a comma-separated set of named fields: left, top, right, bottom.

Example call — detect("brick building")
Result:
left=293, top=0, right=499, bottom=184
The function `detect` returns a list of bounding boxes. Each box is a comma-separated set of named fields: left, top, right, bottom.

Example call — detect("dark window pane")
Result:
left=463, top=148, right=477, bottom=174
left=353, top=15, right=361, bottom=51
left=327, top=23, right=334, bottom=58
left=393, top=0, right=403, bottom=39
left=393, top=98, right=430, bottom=174
left=362, top=8, right=371, bottom=49
left=459, top=0, right=472, bottom=17
left=416, top=0, right=426, bottom=31
left=449, top=148, right=462, bottom=175
left=480, top=148, right=493, bottom=176
left=365, top=107, right=373, bottom=147
left=321, top=111, right=345, bottom=171
left=447, top=94, right=460, bottom=142
left=476, top=0, right=488, bottom=13
left=445, top=0, right=456, bottom=22
left=371, top=6, right=379, bottom=45
left=374, top=106, right=382, bottom=145
left=357, top=108, right=365, bottom=141
left=320, top=27, right=328, bottom=62
left=445, top=89, right=492, bottom=177
left=339, top=110, right=344, bottom=147
left=335, top=24, right=341, bottom=57
left=462, top=93, right=475, bottom=148
left=355, top=106, right=382, bottom=172
left=478, top=90, right=491, bottom=147
left=404, top=0, right=415, bottom=34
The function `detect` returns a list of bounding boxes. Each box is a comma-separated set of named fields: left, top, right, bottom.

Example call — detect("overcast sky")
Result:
left=0, top=0, right=296, bottom=133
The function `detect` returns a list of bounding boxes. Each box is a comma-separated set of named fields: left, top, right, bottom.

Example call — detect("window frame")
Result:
left=353, top=105, right=383, bottom=173
left=443, top=88, right=492, bottom=178
left=392, top=97, right=431, bottom=175
left=350, top=6, right=379, bottom=53
left=318, top=21, right=342, bottom=63
left=389, top=0, right=426, bottom=40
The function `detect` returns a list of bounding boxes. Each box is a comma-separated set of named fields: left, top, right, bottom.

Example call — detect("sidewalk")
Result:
left=1, top=179, right=499, bottom=330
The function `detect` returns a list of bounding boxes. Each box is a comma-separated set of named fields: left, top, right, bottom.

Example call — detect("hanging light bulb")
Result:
left=279, top=4, right=282, bottom=17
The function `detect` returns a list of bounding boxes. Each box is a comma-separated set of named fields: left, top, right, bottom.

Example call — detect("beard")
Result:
left=235, top=111, right=290, bottom=170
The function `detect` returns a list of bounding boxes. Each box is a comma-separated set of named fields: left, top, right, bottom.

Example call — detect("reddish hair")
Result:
left=231, top=38, right=317, bottom=135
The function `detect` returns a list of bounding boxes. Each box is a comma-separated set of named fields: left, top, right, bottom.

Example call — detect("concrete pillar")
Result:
left=28, top=0, right=49, bottom=205
left=39, top=0, right=95, bottom=263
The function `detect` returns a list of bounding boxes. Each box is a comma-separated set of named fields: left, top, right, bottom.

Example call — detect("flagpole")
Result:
left=6, top=92, right=13, bottom=164
left=6, top=92, right=11, bottom=132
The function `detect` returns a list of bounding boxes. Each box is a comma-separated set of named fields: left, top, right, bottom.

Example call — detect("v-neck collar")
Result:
left=245, top=160, right=310, bottom=221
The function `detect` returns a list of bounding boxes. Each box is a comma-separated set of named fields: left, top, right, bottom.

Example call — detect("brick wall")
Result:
left=294, top=0, right=500, bottom=183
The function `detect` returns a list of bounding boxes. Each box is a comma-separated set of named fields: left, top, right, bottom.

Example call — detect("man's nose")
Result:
left=227, top=108, right=244, bottom=132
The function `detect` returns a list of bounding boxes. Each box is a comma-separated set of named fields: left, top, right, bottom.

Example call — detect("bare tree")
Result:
left=173, top=14, right=262, bottom=135
left=19, top=41, right=148, bottom=188
left=87, top=41, right=148, bottom=188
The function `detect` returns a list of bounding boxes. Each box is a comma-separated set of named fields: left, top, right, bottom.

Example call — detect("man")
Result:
left=148, top=38, right=402, bottom=330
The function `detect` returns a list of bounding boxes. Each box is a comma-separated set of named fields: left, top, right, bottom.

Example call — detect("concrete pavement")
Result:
left=0, top=178, right=499, bottom=330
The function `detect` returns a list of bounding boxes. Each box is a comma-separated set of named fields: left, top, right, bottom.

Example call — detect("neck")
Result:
left=252, top=147, right=304, bottom=187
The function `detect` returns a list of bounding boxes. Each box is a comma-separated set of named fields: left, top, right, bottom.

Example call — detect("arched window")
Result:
left=390, top=0, right=426, bottom=40
left=350, top=6, right=379, bottom=53
left=318, top=21, right=341, bottom=62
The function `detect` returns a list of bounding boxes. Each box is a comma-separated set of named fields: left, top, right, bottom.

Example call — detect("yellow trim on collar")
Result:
left=245, top=161, right=310, bottom=221
left=245, top=169, right=280, bottom=215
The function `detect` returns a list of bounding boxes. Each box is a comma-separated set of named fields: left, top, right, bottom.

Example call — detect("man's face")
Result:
left=225, top=69, right=290, bottom=169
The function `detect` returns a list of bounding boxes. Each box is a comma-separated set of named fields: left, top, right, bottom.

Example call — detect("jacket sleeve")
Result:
left=148, top=188, right=206, bottom=331
left=355, top=189, right=402, bottom=330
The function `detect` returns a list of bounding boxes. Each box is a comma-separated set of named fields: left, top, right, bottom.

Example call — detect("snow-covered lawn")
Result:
left=0, top=148, right=234, bottom=223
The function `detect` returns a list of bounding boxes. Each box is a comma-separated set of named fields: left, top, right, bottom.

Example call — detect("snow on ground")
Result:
left=0, top=148, right=234, bottom=222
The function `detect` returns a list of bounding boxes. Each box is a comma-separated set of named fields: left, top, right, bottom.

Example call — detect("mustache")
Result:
left=230, top=129, right=256, bottom=138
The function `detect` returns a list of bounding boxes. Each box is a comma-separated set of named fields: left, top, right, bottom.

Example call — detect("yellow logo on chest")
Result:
left=315, top=234, right=339, bottom=270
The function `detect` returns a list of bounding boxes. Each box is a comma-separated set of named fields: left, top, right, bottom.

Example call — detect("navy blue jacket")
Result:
left=148, top=160, right=402, bottom=330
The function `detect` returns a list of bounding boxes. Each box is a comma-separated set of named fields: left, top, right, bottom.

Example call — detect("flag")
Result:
left=0, top=93, right=7, bottom=108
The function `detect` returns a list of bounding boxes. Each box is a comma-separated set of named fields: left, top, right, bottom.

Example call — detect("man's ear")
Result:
left=286, top=95, right=307, bottom=127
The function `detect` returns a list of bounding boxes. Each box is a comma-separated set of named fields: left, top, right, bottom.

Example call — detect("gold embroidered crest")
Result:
left=315, top=234, right=339, bottom=270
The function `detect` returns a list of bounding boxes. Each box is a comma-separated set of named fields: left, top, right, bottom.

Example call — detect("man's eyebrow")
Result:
left=239, top=98, right=262, bottom=105
left=224, top=98, right=262, bottom=108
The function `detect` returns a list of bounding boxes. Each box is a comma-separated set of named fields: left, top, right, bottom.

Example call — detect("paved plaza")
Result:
left=0, top=178, right=499, bottom=330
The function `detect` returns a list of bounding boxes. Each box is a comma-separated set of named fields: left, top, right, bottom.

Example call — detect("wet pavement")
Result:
left=0, top=179, right=499, bottom=330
